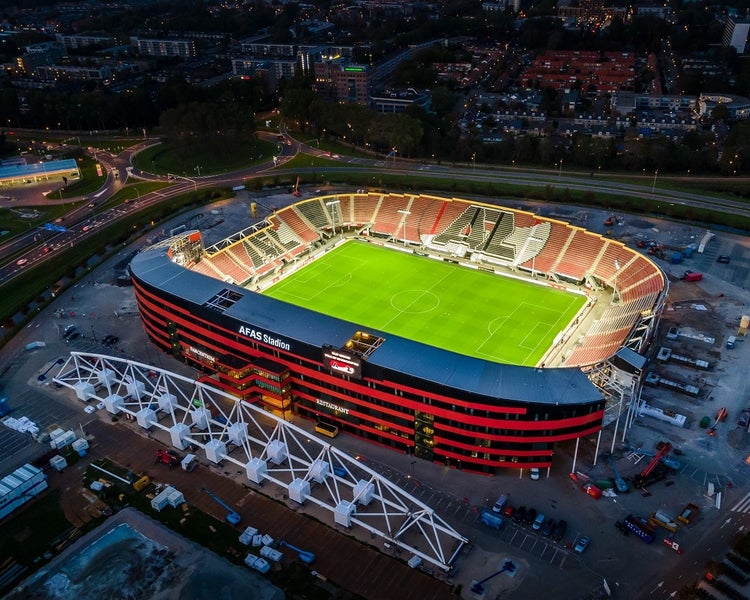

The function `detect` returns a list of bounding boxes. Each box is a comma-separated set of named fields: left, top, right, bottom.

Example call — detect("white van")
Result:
left=727, top=336, right=737, bottom=349
left=492, top=493, right=508, bottom=513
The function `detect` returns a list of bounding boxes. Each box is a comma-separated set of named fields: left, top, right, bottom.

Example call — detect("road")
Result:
left=1, top=131, right=748, bottom=286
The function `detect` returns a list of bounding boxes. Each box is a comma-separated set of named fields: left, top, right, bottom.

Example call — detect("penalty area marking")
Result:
left=477, top=302, right=565, bottom=363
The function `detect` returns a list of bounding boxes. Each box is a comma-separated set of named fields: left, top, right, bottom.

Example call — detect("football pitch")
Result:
left=264, top=241, right=586, bottom=366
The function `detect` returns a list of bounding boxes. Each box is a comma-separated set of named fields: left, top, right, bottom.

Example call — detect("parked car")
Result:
left=530, top=467, right=540, bottom=480
left=717, top=255, right=731, bottom=264
left=573, top=535, right=590, bottom=554
left=542, top=518, right=556, bottom=537
left=553, top=519, right=568, bottom=541
left=524, top=508, right=537, bottom=525
left=492, top=494, right=508, bottom=513
left=513, top=506, right=526, bottom=524
left=503, top=505, right=515, bottom=518
left=66, top=331, right=81, bottom=342
left=532, top=513, right=545, bottom=531
left=102, top=334, right=119, bottom=345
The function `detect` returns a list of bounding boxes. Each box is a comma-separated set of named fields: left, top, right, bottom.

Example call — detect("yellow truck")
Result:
left=132, top=475, right=151, bottom=492
left=677, top=502, right=699, bottom=525
left=648, top=509, right=680, bottom=533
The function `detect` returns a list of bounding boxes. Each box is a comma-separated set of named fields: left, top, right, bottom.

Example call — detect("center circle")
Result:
left=391, top=290, right=440, bottom=314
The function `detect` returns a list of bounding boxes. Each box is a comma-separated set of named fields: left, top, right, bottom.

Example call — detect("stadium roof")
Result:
left=0, top=158, right=78, bottom=181
left=131, top=245, right=602, bottom=407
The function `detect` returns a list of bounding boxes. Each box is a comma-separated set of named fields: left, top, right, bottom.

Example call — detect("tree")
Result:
left=159, top=101, right=255, bottom=146
left=711, top=104, right=729, bottom=124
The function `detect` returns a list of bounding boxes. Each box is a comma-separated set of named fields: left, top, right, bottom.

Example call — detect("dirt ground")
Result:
left=10, top=508, right=285, bottom=600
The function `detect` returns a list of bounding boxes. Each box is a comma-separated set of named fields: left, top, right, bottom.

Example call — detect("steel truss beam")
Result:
left=53, top=352, right=467, bottom=572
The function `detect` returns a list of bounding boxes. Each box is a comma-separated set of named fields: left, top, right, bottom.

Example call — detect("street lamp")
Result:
left=472, top=153, right=476, bottom=171
left=652, top=169, right=658, bottom=193
left=398, top=209, right=411, bottom=246
left=195, top=165, right=202, bottom=177
left=558, top=159, right=564, bottom=177
left=326, top=199, right=340, bottom=236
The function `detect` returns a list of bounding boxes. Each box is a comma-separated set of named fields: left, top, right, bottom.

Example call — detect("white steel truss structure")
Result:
left=53, top=352, right=468, bottom=572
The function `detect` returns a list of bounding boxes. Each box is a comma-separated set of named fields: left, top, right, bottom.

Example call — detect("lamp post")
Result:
left=195, top=165, right=202, bottom=177
left=652, top=169, right=658, bottom=193
left=472, top=153, right=476, bottom=171
left=410, top=460, right=416, bottom=478
left=326, top=199, right=340, bottom=236
left=558, top=158, right=563, bottom=177
left=398, top=209, right=411, bottom=246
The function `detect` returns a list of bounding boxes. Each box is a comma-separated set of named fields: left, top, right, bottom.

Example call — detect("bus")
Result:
left=315, top=421, right=339, bottom=438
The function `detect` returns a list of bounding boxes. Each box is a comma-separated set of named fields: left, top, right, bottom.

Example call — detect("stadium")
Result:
left=129, top=192, right=668, bottom=474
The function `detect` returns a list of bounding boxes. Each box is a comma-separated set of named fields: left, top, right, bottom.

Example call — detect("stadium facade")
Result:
left=130, top=193, right=667, bottom=474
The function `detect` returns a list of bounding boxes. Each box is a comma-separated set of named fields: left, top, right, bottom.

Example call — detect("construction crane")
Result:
left=632, top=441, right=672, bottom=488
left=202, top=487, right=241, bottom=525
left=603, top=453, right=629, bottom=493
left=279, top=540, right=315, bottom=564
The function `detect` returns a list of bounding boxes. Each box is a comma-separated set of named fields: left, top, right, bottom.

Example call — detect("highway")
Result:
left=0, top=132, right=747, bottom=287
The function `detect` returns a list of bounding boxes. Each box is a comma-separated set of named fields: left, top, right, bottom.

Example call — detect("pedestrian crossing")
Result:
left=731, top=491, right=750, bottom=514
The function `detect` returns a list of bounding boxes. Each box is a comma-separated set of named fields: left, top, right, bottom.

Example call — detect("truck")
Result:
left=479, top=510, right=503, bottom=530
left=677, top=502, right=699, bottom=525
left=648, top=509, right=680, bottom=533
left=155, top=449, right=179, bottom=468
left=623, top=515, right=655, bottom=543
left=682, top=270, right=703, bottom=282
left=583, top=482, right=602, bottom=500
left=133, top=475, right=151, bottom=492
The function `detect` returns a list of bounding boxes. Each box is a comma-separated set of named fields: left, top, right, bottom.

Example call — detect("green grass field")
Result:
left=264, top=241, right=586, bottom=366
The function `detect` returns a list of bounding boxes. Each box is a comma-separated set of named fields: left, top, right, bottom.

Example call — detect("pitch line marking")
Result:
left=379, top=270, right=453, bottom=331
left=268, top=253, right=364, bottom=301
